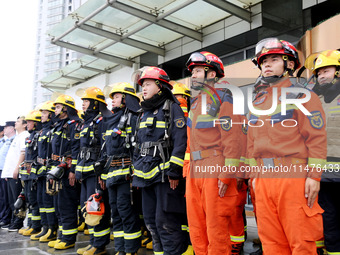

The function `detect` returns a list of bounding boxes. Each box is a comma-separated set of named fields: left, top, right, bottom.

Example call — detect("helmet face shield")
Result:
left=186, top=52, right=207, bottom=67
left=256, top=38, right=300, bottom=69
left=186, top=51, right=224, bottom=77
left=255, top=38, right=283, bottom=58
left=131, top=66, right=150, bottom=87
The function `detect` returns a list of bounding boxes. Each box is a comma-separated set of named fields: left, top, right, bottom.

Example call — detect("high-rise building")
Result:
left=32, top=0, right=87, bottom=109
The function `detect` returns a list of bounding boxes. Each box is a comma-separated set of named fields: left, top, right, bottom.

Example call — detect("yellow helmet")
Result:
left=80, top=87, right=106, bottom=105
left=39, top=101, right=55, bottom=112
left=170, top=81, right=191, bottom=97
left=25, top=110, right=42, bottom=122
left=109, top=82, right=139, bottom=100
left=305, top=50, right=340, bottom=74
left=54, top=94, right=76, bottom=110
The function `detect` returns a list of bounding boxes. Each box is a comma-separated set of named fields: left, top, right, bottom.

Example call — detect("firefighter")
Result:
left=305, top=50, right=340, bottom=254
left=184, top=51, right=244, bottom=255
left=20, top=110, right=42, bottom=237
left=100, top=82, right=141, bottom=255
left=34, top=101, right=59, bottom=243
left=132, top=66, right=188, bottom=255
left=75, top=87, right=111, bottom=255
left=46, top=94, right=81, bottom=250
left=247, top=38, right=326, bottom=254
left=171, top=81, right=191, bottom=118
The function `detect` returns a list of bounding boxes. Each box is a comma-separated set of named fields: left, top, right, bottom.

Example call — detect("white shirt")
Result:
left=1, top=131, right=29, bottom=178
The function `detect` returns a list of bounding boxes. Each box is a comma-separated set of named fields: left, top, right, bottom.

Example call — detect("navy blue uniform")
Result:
left=104, top=108, right=141, bottom=253
left=132, top=100, right=188, bottom=255
left=20, top=129, right=41, bottom=230
left=36, top=121, right=58, bottom=229
left=76, top=112, right=110, bottom=249
left=50, top=118, right=80, bottom=244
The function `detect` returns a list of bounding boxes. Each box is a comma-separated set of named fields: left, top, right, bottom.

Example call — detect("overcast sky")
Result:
left=0, top=1, right=39, bottom=125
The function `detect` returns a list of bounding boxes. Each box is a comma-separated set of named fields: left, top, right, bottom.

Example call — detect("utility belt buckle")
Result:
left=262, top=158, right=275, bottom=168
left=192, top=151, right=202, bottom=161
left=80, top=150, right=85, bottom=160
left=140, top=147, right=149, bottom=157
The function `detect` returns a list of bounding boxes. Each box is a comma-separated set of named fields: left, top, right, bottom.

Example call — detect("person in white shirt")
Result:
left=0, top=122, right=16, bottom=228
left=1, top=116, right=29, bottom=231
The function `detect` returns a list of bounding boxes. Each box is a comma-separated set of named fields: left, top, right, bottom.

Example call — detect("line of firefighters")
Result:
left=1, top=37, right=340, bottom=255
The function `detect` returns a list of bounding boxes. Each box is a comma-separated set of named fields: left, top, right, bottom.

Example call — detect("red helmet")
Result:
left=256, top=38, right=301, bottom=70
left=186, top=51, right=225, bottom=78
left=137, top=66, right=172, bottom=89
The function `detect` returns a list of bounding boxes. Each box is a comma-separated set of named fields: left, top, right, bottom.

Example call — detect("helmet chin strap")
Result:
left=191, top=67, right=218, bottom=90
left=254, top=55, right=294, bottom=85
left=56, top=106, right=67, bottom=119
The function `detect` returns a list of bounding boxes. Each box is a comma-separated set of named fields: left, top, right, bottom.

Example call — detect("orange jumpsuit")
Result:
left=178, top=97, right=189, bottom=118
left=185, top=87, right=246, bottom=255
left=247, top=78, right=327, bottom=255
left=229, top=181, right=247, bottom=250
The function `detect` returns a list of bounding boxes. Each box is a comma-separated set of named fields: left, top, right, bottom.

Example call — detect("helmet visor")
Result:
left=255, top=38, right=283, bottom=58
left=131, top=66, right=150, bottom=86
left=304, top=52, right=321, bottom=72
left=186, top=52, right=207, bottom=67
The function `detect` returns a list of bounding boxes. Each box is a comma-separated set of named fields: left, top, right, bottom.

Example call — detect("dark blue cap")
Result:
left=5, top=121, right=15, bottom=127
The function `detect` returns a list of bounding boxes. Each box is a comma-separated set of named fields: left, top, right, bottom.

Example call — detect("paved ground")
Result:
left=0, top=216, right=261, bottom=254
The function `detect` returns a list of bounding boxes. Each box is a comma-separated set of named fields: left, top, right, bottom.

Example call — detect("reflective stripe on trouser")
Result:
left=26, top=180, right=41, bottom=229
left=54, top=195, right=62, bottom=239
left=108, top=182, right=141, bottom=253
left=319, top=182, right=340, bottom=253
left=37, top=178, right=48, bottom=226
left=58, top=176, right=79, bottom=243
left=255, top=178, right=323, bottom=255
left=229, top=186, right=247, bottom=244
left=142, top=181, right=188, bottom=255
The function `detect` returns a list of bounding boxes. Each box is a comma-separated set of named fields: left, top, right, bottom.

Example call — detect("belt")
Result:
left=191, top=149, right=222, bottom=161
left=110, top=158, right=131, bottom=167
left=258, top=157, right=307, bottom=168
left=37, top=157, right=46, bottom=165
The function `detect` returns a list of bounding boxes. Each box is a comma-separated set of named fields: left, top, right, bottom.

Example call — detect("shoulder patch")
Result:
left=219, top=116, right=231, bottom=131
left=174, top=117, right=185, bottom=128
left=307, top=111, right=324, bottom=129
left=74, top=133, right=80, bottom=139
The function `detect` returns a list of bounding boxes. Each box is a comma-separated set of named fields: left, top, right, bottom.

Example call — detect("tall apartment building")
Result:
left=32, top=0, right=87, bottom=109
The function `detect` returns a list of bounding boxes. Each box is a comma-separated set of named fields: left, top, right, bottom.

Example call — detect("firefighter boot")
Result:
left=77, top=245, right=92, bottom=255
left=31, top=225, right=48, bottom=240
left=182, top=245, right=194, bottom=255
left=54, top=241, right=76, bottom=250
left=231, top=243, right=244, bottom=255
left=83, top=246, right=106, bottom=255
left=23, top=227, right=41, bottom=236
left=48, top=239, right=61, bottom=248
left=40, top=225, right=58, bottom=242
